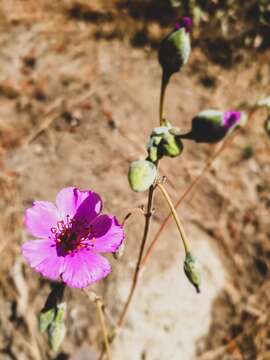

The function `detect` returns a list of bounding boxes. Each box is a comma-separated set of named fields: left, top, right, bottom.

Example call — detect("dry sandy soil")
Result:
left=0, top=1, right=270, bottom=360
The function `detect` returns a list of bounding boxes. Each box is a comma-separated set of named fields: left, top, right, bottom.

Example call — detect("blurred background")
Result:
left=0, top=1, right=270, bottom=359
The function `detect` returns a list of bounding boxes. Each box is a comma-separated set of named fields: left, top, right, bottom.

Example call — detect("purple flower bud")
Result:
left=180, top=109, right=246, bottom=143
left=158, top=17, right=191, bottom=79
left=174, top=17, right=192, bottom=33
left=222, top=111, right=242, bottom=130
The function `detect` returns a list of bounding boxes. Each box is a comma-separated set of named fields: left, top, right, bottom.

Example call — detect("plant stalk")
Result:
left=159, top=72, right=169, bottom=125
left=117, top=184, right=156, bottom=327
left=141, top=133, right=239, bottom=268
left=156, top=182, right=189, bottom=254
left=96, top=299, right=112, bottom=360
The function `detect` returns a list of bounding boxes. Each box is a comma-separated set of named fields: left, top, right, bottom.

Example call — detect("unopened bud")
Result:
left=48, top=303, right=67, bottom=352
left=184, top=252, right=201, bottom=293
left=181, top=109, right=245, bottom=143
left=39, top=307, right=56, bottom=333
left=158, top=17, right=192, bottom=78
left=128, top=160, right=157, bottom=192
left=147, top=125, right=183, bottom=161
left=160, top=131, right=183, bottom=157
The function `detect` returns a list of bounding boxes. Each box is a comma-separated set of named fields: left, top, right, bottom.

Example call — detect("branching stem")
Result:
left=156, top=182, right=189, bottom=254
left=141, top=106, right=258, bottom=269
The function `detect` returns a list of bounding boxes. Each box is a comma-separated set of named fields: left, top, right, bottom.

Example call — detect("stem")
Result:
left=96, top=299, right=112, bottom=360
left=83, top=290, right=113, bottom=360
left=156, top=183, right=189, bottom=254
left=159, top=72, right=169, bottom=125
left=141, top=128, right=241, bottom=269
left=117, top=184, right=156, bottom=327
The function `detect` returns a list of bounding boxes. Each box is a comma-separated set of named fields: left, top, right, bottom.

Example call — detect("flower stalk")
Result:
left=84, top=290, right=112, bottom=360
left=96, top=299, right=112, bottom=360
left=117, top=184, right=156, bottom=327
left=156, top=182, right=189, bottom=254
left=159, top=72, right=169, bottom=125
left=141, top=106, right=258, bottom=270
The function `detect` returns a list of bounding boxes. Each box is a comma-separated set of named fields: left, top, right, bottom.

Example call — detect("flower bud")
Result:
left=48, top=303, right=67, bottom=352
left=183, top=252, right=201, bottom=293
left=147, top=125, right=183, bottom=161
left=160, top=131, right=183, bottom=157
left=147, top=127, right=166, bottom=162
left=158, top=17, right=191, bottom=78
left=39, top=307, right=56, bottom=333
left=128, top=160, right=157, bottom=192
left=181, top=109, right=245, bottom=143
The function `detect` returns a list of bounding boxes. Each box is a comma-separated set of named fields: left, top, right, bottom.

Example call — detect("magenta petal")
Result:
left=22, top=239, right=65, bottom=281
left=61, top=251, right=111, bottom=289
left=25, top=201, right=59, bottom=238
left=90, top=215, right=124, bottom=253
left=56, top=187, right=102, bottom=222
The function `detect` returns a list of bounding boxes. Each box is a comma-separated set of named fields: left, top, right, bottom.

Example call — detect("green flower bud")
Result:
left=147, top=125, right=183, bottom=161
left=184, top=252, right=201, bottom=293
left=147, top=126, right=169, bottom=162
left=39, top=307, right=56, bottom=333
left=158, top=18, right=191, bottom=78
left=128, top=160, right=157, bottom=192
left=48, top=303, right=66, bottom=352
left=160, top=131, right=183, bottom=157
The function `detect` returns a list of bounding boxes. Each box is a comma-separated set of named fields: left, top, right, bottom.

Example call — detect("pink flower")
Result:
left=22, top=187, right=124, bottom=289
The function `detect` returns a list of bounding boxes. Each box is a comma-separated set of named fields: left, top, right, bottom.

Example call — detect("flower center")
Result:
left=50, top=216, right=94, bottom=256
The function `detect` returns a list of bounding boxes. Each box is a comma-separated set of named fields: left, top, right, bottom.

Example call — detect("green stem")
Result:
left=156, top=182, right=189, bottom=254
left=159, top=72, right=169, bottom=125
